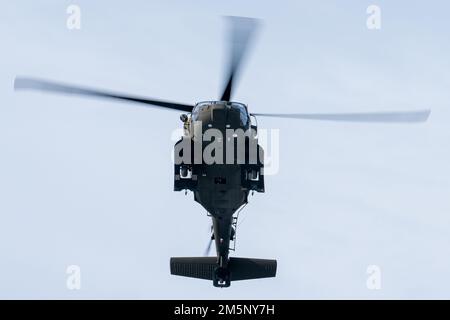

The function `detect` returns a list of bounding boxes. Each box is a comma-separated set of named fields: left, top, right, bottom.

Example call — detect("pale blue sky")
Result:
left=0, top=0, right=449, bottom=298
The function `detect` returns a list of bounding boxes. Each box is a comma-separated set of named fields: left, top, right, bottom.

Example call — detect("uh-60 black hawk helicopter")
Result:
left=14, top=17, right=430, bottom=287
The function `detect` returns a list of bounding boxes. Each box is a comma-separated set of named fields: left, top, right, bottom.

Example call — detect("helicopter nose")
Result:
left=211, top=105, right=227, bottom=124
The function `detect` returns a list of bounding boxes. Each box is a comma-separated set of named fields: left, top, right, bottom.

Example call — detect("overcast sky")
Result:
left=1, top=0, right=449, bottom=299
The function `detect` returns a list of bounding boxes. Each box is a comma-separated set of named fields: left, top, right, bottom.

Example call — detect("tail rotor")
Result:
left=203, top=224, right=214, bottom=256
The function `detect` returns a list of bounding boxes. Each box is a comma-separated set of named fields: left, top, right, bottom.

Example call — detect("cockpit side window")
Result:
left=232, top=103, right=249, bottom=126
left=192, top=102, right=210, bottom=121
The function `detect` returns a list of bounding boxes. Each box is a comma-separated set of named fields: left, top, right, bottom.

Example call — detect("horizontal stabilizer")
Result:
left=228, top=257, right=277, bottom=280
left=170, top=257, right=217, bottom=280
left=170, top=257, right=277, bottom=282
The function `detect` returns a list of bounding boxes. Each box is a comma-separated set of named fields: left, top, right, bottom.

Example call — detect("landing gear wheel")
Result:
left=213, top=267, right=231, bottom=287
left=248, top=169, right=258, bottom=181
left=180, top=166, right=189, bottom=178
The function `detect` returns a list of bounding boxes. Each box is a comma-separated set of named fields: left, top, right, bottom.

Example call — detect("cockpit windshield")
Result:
left=192, top=101, right=249, bottom=127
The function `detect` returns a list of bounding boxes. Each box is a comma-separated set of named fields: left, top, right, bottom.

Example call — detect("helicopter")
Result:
left=14, top=16, right=430, bottom=287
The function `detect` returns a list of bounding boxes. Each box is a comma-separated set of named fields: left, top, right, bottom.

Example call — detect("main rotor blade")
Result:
left=220, top=16, right=260, bottom=102
left=252, top=110, right=431, bottom=123
left=14, top=77, right=194, bottom=112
